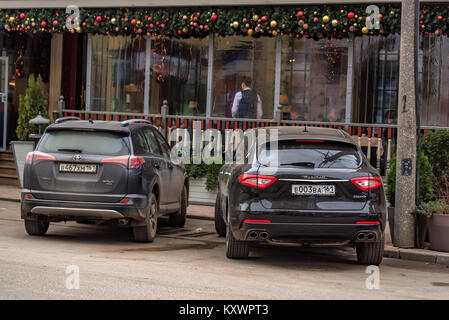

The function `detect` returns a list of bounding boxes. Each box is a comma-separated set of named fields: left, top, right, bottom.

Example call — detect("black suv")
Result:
left=21, top=118, right=188, bottom=243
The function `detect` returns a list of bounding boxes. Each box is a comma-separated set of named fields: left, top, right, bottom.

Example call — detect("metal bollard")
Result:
left=161, top=100, right=168, bottom=140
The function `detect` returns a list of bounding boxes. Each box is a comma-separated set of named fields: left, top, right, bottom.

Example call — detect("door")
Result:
left=0, top=57, right=8, bottom=151
left=152, top=128, right=185, bottom=206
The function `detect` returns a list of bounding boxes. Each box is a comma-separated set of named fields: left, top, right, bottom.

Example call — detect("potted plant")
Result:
left=386, top=153, right=434, bottom=245
left=185, top=162, right=222, bottom=205
left=11, top=75, right=49, bottom=188
left=417, top=198, right=449, bottom=252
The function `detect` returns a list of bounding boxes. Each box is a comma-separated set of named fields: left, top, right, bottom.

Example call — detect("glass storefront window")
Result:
left=212, top=36, right=276, bottom=119
left=281, top=37, right=348, bottom=122
left=149, top=37, right=208, bottom=115
left=90, top=35, right=146, bottom=113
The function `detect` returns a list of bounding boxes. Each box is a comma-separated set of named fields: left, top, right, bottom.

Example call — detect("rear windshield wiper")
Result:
left=57, top=148, right=83, bottom=153
left=281, top=162, right=315, bottom=168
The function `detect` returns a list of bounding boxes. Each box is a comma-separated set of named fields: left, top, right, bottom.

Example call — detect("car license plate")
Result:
left=59, top=163, right=97, bottom=173
left=292, top=184, right=335, bottom=196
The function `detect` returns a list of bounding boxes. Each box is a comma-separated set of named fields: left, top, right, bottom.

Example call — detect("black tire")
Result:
left=356, top=236, right=385, bottom=265
left=169, top=185, right=187, bottom=228
left=226, top=215, right=249, bottom=259
left=133, top=193, right=158, bottom=243
left=24, top=216, right=49, bottom=236
left=214, top=193, right=226, bottom=237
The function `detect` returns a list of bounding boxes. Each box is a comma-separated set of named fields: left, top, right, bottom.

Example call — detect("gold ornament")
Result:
left=182, top=27, right=188, bottom=33
left=252, top=14, right=259, bottom=22
left=115, top=27, right=119, bottom=32
left=270, top=20, right=277, bottom=28
left=245, top=23, right=250, bottom=28
left=362, top=26, right=369, bottom=34
left=303, top=23, right=309, bottom=30
left=332, top=19, right=338, bottom=27
left=248, top=29, right=254, bottom=36
left=272, top=30, right=278, bottom=36
left=323, top=16, right=330, bottom=23
left=76, top=27, right=81, bottom=33
left=183, top=15, right=188, bottom=20
left=232, top=21, right=239, bottom=28
left=111, top=18, right=116, bottom=24
left=31, top=22, right=36, bottom=27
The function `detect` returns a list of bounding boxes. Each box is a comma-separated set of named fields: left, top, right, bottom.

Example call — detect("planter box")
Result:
left=189, top=177, right=217, bottom=206
left=429, top=214, right=449, bottom=252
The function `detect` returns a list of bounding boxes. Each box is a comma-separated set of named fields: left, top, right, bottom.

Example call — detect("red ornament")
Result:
left=423, top=11, right=427, bottom=15
left=82, top=22, right=87, bottom=27
left=148, top=17, right=152, bottom=21
left=297, top=11, right=304, bottom=18
left=41, top=21, right=47, bottom=27
left=177, top=29, right=183, bottom=35
left=243, top=18, right=247, bottom=23
left=131, top=19, right=137, bottom=25
left=166, top=18, right=169, bottom=22
left=196, top=12, right=200, bottom=16
left=211, top=14, right=217, bottom=21
left=261, top=16, right=267, bottom=22
left=149, top=24, right=154, bottom=28
left=137, top=28, right=142, bottom=33
left=438, top=16, right=443, bottom=21
left=378, top=14, right=383, bottom=19
left=96, top=16, right=102, bottom=22
left=348, top=12, right=355, bottom=19
left=420, top=20, right=424, bottom=24
left=313, top=17, right=319, bottom=23
left=124, top=18, right=128, bottom=22
left=53, top=20, right=59, bottom=27
left=296, top=34, right=301, bottom=39
left=193, top=17, right=198, bottom=22
left=93, top=22, right=97, bottom=27
left=20, top=13, right=25, bottom=19
left=161, top=23, right=165, bottom=28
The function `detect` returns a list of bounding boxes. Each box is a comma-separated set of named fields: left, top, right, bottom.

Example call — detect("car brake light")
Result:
left=350, top=177, right=383, bottom=191
left=129, top=156, right=145, bottom=168
left=239, top=174, right=277, bottom=189
left=101, top=156, right=145, bottom=169
left=33, top=151, right=56, bottom=162
left=101, top=156, right=129, bottom=166
left=356, top=221, right=380, bottom=225
left=25, top=193, right=35, bottom=200
left=244, top=219, right=271, bottom=224
left=25, top=152, right=34, bottom=164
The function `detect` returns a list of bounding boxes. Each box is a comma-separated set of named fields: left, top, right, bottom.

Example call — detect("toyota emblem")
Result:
left=73, top=154, right=82, bottom=162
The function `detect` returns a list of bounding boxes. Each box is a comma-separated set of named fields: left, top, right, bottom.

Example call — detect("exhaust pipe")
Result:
left=259, top=232, right=269, bottom=240
left=357, top=233, right=366, bottom=241
left=248, top=231, right=259, bottom=239
left=118, top=218, right=129, bottom=226
left=367, top=233, right=376, bottom=241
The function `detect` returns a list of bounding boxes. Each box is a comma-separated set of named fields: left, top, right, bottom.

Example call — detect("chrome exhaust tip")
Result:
left=357, top=233, right=366, bottom=241
left=259, top=232, right=269, bottom=240
left=367, top=233, right=376, bottom=241
left=248, top=231, right=259, bottom=239
left=118, top=218, right=129, bottom=226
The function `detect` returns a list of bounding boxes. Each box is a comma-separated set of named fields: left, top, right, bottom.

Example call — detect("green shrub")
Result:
left=16, top=75, right=49, bottom=141
left=422, top=130, right=449, bottom=189
left=417, top=200, right=449, bottom=218
left=185, top=162, right=223, bottom=192
left=386, top=153, right=434, bottom=206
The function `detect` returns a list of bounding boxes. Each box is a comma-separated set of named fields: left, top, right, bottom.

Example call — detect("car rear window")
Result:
left=258, top=140, right=362, bottom=169
left=38, top=130, right=130, bottom=156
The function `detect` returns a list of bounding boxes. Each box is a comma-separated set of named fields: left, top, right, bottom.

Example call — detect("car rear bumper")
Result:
left=230, top=209, right=385, bottom=243
left=21, top=189, right=147, bottom=222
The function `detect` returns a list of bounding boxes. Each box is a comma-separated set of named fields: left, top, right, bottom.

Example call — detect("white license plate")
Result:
left=59, top=163, right=97, bottom=173
left=292, top=184, right=335, bottom=196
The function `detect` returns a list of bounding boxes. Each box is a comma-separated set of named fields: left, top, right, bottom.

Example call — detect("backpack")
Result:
left=237, top=89, right=258, bottom=118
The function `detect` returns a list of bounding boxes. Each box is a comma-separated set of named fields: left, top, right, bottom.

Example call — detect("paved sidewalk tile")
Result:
left=0, top=185, right=20, bottom=202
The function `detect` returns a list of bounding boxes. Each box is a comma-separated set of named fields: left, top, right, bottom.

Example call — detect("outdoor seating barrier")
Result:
left=52, top=109, right=448, bottom=177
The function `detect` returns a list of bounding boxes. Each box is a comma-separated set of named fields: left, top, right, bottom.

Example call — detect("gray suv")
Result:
left=21, top=118, right=188, bottom=243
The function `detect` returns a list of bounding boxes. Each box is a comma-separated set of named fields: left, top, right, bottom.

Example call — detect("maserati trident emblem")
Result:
left=73, top=154, right=82, bottom=162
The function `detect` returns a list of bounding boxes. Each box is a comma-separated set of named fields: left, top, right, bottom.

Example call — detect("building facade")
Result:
left=0, top=1, right=448, bottom=163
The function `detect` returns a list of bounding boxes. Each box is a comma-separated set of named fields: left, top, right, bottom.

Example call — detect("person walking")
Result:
left=231, top=79, right=262, bottom=119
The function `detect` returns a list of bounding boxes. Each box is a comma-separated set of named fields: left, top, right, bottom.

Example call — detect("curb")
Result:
left=0, top=197, right=20, bottom=203
left=187, top=214, right=214, bottom=221
left=384, top=246, right=449, bottom=267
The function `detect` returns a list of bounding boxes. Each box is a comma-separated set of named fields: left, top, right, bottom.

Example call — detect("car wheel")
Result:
left=24, top=215, right=49, bottom=236
left=169, top=186, right=187, bottom=228
left=214, top=193, right=226, bottom=237
left=226, top=213, right=249, bottom=259
left=356, top=236, right=384, bottom=265
left=133, top=193, right=158, bottom=243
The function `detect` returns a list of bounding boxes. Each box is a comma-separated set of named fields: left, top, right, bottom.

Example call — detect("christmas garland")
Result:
left=0, top=5, right=402, bottom=40
left=0, top=5, right=448, bottom=39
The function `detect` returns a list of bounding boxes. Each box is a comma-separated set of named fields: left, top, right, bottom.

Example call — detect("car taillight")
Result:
left=101, top=156, right=144, bottom=169
left=239, top=174, right=277, bottom=189
left=244, top=219, right=271, bottom=224
left=129, top=156, right=145, bottom=169
left=350, top=177, right=383, bottom=191
left=32, top=151, right=56, bottom=162
left=25, top=152, right=34, bottom=164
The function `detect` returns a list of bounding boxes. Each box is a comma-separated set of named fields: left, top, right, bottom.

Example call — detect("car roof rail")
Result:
left=55, top=116, right=81, bottom=124
left=121, top=119, right=152, bottom=127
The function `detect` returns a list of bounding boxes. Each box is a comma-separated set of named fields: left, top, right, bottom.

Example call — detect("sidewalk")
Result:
left=0, top=184, right=447, bottom=266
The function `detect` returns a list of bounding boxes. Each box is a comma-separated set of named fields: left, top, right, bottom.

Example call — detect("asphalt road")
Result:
left=0, top=200, right=448, bottom=300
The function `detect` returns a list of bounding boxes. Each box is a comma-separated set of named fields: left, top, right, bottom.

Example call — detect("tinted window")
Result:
left=39, top=130, right=130, bottom=156
left=153, top=129, right=170, bottom=159
left=132, top=131, right=150, bottom=155
left=142, top=129, right=161, bottom=155
left=258, top=140, right=362, bottom=169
